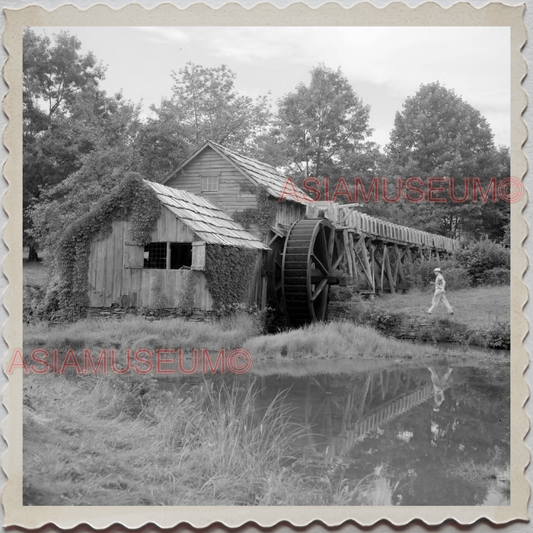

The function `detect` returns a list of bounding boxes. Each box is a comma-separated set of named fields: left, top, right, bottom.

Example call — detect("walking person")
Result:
left=427, top=268, right=454, bottom=315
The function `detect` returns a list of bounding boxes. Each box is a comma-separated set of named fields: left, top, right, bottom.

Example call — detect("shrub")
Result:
left=23, top=284, right=47, bottom=324
left=465, top=320, right=510, bottom=350
left=480, top=267, right=511, bottom=286
left=455, top=240, right=510, bottom=286
left=410, top=258, right=465, bottom=289
left=485, top=321, right=511, bottom=350
left=439, top=267, right=472, bottom=291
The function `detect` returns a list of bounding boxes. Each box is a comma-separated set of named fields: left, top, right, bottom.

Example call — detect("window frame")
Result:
left=201, top=173, right=220, bottom=192
left=129, top=241, right=194, bottom=271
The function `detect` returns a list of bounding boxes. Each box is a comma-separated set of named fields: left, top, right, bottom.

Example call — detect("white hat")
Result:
left=434, top=268, right=441, bottom=272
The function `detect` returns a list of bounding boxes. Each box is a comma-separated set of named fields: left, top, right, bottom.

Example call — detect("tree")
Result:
left=28, top=92, right=142, bottom=255
left=383, top=82, right=510, bottom=239
left=23, top=28, right=106, bottom=260
left=277, top=64, right=372, bottom=178
left=142, top=62, right=271, bottom=177
left=134, top=114, right=190, bottom=182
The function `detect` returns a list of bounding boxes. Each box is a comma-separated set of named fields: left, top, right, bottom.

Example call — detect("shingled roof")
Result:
left=145, top=180, right=268, bottom=250
left=162, top=140, right=312, bottom=203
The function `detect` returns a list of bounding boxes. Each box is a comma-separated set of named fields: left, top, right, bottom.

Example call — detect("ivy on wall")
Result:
left=233, top=185, right=277, bottom=236
left=204, top=244, right=259, bottom=310
left=49, top=173, right=161, bottom=320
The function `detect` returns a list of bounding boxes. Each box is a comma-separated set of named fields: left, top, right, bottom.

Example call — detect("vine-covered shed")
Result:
left=87, top=179, right=267, bottom=310
left=161, top=140, right=312, bottom=240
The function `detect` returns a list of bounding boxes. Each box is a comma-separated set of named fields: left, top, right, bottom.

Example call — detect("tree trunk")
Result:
left=27, top=244, right=39, bottom=262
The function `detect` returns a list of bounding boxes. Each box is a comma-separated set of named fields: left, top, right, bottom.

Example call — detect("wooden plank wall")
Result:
left=87, top=211, right=214, bottom=310
left=164, top=146, right=257, bottom=216
left=275, top=200, right=307, bottom=227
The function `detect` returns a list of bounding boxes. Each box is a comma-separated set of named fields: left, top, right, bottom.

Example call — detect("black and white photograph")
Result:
left=2, top=1, right=529, bottom=529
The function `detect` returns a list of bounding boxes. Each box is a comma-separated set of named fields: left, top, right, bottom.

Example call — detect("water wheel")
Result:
left=281, top=218, right=342, bottom=327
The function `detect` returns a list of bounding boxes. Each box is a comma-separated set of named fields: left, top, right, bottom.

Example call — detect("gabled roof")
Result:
left=145, top=181, right=268, bottom=250
left=161, top=140, right=313, bottom=204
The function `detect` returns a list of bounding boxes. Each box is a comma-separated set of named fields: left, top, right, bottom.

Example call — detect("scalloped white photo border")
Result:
left=1, top=2, right=529, bottom=529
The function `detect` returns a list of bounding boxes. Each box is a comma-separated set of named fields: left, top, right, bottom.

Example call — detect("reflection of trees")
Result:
left=247, top=364, right=510, bottom=506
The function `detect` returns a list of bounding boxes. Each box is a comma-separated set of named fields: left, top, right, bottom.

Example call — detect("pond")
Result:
left=159, top=360, right=510, bottom=506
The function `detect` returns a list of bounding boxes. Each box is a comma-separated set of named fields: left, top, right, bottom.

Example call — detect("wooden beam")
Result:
left=348, top=233, right=359, bottom=286
left=383, top=245, right=395, bottom=294
left=393, top=245, right=404, bottom=285
left=343, top=229, right=354, bottom=279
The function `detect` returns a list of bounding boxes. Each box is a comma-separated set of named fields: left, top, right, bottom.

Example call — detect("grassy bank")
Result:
left=24, top=312, right=506, bottom=374
left=329, top=285, right=510, bottom=350
left=368, top=286, right=509, bottom=329
left=23, top=372, right=394, bottom=506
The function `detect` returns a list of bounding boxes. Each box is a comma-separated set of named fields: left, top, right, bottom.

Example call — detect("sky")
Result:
left=36, top=26, right=511, bottom=149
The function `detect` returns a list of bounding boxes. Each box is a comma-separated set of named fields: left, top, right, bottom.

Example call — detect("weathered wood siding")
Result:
left=165, top=146, right=257, bottom=216
left=275, top=200, right=306, bottom=227
left=87, top=210, right=214, bottom=310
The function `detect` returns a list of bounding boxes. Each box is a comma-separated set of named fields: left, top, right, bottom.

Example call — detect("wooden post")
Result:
left=346, top=233, right=358, bottom=286
left=383, top=245, right=395, bottom=294
left=343, top=229, right=354, bottom=279
left=370, top=244, right=378, bottom=293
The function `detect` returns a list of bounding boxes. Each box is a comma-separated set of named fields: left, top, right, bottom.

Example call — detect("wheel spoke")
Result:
left=332, top=254, right=343, bottom=270
left=311, top=279, right=328, bottom=301
left=311, top=253, right=328, bottom=276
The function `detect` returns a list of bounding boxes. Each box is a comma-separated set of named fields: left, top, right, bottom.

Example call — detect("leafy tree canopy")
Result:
left=23, top=28, right=107, bottom=259
left=386, top=81, right=495, bottom=178
left=379, top=82, right=510, bottom=240
left=276, top=64, right=373, bottom=178
left=29, top=92, right=142, bottom=254
left=141, top=62, right=272, bottom=181
left=24, top=29, right=142, bottom=257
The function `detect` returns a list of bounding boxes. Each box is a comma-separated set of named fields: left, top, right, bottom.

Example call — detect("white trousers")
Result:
left=428, top=290, right=453, bottom=314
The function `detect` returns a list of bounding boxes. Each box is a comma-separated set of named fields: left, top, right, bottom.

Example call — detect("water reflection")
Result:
left=162, top=363, right=510, bottom=506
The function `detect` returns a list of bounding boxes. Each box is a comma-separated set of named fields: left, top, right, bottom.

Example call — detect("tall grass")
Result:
left=24, top=313, right=261, bottom=363
left=23, top=370, right=405, bottom=506
left=244, top=321, right=440, bottom=359
left=25, top=312, right=453, bottom=370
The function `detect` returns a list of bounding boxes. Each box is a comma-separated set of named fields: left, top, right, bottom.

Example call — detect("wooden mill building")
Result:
left=87, top=180, right=267, bottom=310
left=162, top=140, right=312, bottom=241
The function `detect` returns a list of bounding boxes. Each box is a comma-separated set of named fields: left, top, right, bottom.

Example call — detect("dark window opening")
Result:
left=144, top=242, right=167, bottom=269
left=170, top=243, right=192, bottom=269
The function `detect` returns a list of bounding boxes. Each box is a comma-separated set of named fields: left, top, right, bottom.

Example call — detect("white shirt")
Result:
left=435, top=273, right=445, bottom=292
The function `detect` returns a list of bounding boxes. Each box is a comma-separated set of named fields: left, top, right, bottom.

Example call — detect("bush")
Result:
left=23, top=284, right=46, bottom=324
left=465, top=320, right=510, bottom=350
left=439, top=267, right=472, bottom=291
left=410, top=258, right=469, bottom=290
left=485, top=321, right=511, bottom=349
left=455, top=240, right=510, bottom=286
left=480, top=267, right=511, bottom=286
